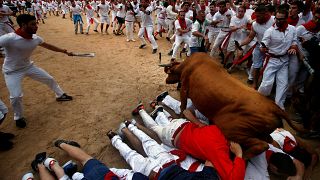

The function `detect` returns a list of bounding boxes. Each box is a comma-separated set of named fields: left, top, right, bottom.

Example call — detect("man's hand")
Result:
left=230, top=142, right=243, bottom=158
left=288, top=48, right=297, bottom=55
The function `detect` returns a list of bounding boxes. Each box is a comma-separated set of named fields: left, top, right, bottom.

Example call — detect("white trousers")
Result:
left=125, top=21, right=134, bottom=40
left=210, top=30, right=229, bottom=55
left=162, top=95, right=209, bottom=124
left=258, top=57, right=289, bottom=109
left=3, top=65, right=65, bottom=120
left=100, top=16, right=110, bottom=25
left=165, top=19, right=175, bottom=38
left=287, top=54, right=300, bottom=97
left=138, top=26, right=158, bottom=50
left=109, top=168, right=135, bottom=180
left=86, top=17, right=99, bottom=33
left=156, top=18, right=167, bottom=32
left=172, top=35, right=190, bottom=59
left=111, top=135, right=158, bottom=176
left=0, top=99, right=8, bottom=120
left=139, top=109, right=187, bottom=147
left=128, top=124, right=175, bottom=168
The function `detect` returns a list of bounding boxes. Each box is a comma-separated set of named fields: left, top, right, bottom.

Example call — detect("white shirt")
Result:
left=252, top=17, right=275, bottom=43
left=270, top=129, right=296, bottom=150
left=185, top=10, right=193, bottom=20
left=0, top=33, right=44, bottom=73
left=125, top=10, right=135, bottom=22
left=140, top=6, right=154, bottom=27
left=166, top=5, right=177, bottom=20
left=229, top=15, right=249, bottom=41
left=262, top=24, right=297, bottom=56
left=190, top=20, right=207, bottom=47
left=85, top=5, right=95, bottom=18
left=70, top=5, right=82, bottom=15
left=0, top=5, right=12, bottom=23
left=174, top=18, right=192, bottom=36
left=245, top=144, right=291, bottom=180
left=244, top=8, right=254, bottom=20
left=212, top=9, right=233, bottom=29
left=116, top=3, right=125, bottom=18
left=98, top=3, right=110, bottom=17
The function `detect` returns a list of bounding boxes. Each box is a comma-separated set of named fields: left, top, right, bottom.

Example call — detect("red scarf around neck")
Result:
left=178, top=18, right=187, bottom=30
left=303, top=20, right=320, bottom=33
left=86, top=4, right=92, bottom=9
left=287, top=16, right=299, bottom=26
left=200, top=5, right=206, bottom=11
left=15, top=28, right=33, bottom=39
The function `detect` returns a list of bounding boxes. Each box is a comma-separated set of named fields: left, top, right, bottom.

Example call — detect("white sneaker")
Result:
left=126, top=39, right=130, bottom=42
left=131, top=39, right=136, bottom=42
left=44, top=158, right=58, bottom=171
left=22, top=172, right=34, bottom=180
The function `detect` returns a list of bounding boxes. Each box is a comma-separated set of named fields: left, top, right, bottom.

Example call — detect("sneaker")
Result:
left=126, top=39, right=130, bottom=42
left=22, top=172, right=34, bottom=180
left=56, top=93, right=73, bottom=101
left=31, top=152, right=47, bottom=172
left=0, top=139, right=13, bottom=151
left=62, top=160, right=78, bottom=178
left=152, top=49, right=157, bottom=54
left=131, top=103, right=144, bottom=116
left=0, top=132, right=15, bottom=140
left=156, top=91, right=168, bottom=102
left=139, top=44, right=146, bottom=49
left=107, top=130, right=117, bottom=140
left=16, top=118, right=27, bottom=128
left=93, top=30, right=98, bottom=32
left=150, top=105, right=164, bottom=120
left=44, top=157, right=58, bottom=171
left=124, top=120, right=131, bottom=127
left=131, top=39, right=136, bottom=42
left=54, top=140, right=81, bottom=149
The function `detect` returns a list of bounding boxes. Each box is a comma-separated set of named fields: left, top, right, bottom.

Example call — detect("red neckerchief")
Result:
left=15, top=28, right=33, bottom=39
left=273, top=22, right=288, bottom=32
left=178, top=17, right=187, bottom=30
left=287, top=16, right=299, bottom=26
left=200, top=4, right=206, bottom=11
left=265, top=150, right=274, bottom=163
left=283, top=136, right=297, bottom=153
left=302, top=20, right=320, bottom=33
left=86, top=4, right=92, bottom=9
left=251, top=12, right=256, bottom=20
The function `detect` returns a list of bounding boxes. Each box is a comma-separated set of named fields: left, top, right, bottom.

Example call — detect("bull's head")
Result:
left=159, top=61, right=182, bottom=84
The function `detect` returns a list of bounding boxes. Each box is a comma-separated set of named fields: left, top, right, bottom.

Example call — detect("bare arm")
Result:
left=287, top=159, right=305, bottom=180
left=240, top=28, right=255, bottom=46
left=39, top=42, right=73, bottom=56
left=183, top=109, right=206, bottom=127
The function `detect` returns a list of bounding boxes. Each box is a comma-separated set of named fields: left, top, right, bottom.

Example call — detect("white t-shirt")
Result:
left=229, top=15, right=249, bottom=41
left=0, top=33, right=44, bottom=73
left=85, top=6, right=95, bottom=18
left=212, top=9, right=233, bottom=29
left=140, top=6, right=154, bottom=27
left=70, top=5, right=82, bottom=15
left=166, top=5, right=177, bottom=20
left=116, top=3, right=125, bottom=18
left=0, top=5, right=12, bottom=23
left=190, top=20, right=207, bottom=47
left=245, top=144, right=292, bottom=180
left=174, top=18, right=193, bottom=36
left=98, top=3, right=110, bottom=17
left=185, top=9, right=193, bottom=21
left=252, top=17, right=275, bottom=43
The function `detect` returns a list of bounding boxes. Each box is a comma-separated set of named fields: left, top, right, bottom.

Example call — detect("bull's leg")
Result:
left=242, top=138, right=269, bottom=160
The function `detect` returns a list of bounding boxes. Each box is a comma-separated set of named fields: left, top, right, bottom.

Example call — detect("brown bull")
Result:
left=161, top=53, right=303, bottom=159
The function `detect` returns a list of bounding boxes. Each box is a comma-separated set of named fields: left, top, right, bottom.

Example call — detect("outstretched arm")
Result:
left=39, top=42, right=73, bottom=56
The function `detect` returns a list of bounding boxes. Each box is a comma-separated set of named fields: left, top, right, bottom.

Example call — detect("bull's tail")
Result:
left=278, top=109, right=308, bottom=133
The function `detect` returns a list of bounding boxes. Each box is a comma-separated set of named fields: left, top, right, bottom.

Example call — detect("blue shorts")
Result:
left=252, top=44, right=265, bottom=69
left=190, top=47, right=206, bottom=55
left=82, top=159, right=117, bottom=180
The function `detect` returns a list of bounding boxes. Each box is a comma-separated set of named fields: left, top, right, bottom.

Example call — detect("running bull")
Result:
left=159, top=52, right=304, bottom=159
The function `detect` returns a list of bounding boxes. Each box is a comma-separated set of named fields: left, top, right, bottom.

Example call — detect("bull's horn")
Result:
left=158, top=63, right=172, bottom=67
